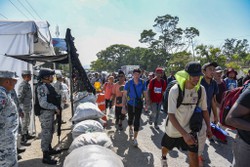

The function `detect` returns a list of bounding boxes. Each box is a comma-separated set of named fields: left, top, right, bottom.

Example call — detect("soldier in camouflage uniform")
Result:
left=18, top=70, right=34, bottom=143
left=36, top=68, right=61, bottom=165
left=0, top=71, right=19, bottom=167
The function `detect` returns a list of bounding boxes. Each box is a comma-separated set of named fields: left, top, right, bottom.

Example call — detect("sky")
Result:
left=0, top=0, right=250, bottom=67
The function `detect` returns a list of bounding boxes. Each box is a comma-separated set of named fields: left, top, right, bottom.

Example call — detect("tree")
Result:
left=139, top=14, right=199, bottom=65
left=90, top=44, right=133, bottom=72
left=167, top=51, right=192, bottom=72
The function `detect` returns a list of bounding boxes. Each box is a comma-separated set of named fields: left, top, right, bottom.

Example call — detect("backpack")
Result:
left=34, top=82, right=61, bottom=116
left=162, top=80, right=202, bottom=114
left=219, top=80, right=250, bottom=129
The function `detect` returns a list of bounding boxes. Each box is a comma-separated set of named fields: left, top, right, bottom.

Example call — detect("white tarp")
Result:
left=0, top=20, right=55, bottom=135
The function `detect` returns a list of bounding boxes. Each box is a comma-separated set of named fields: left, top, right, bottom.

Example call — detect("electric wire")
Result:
left=8, top=0, right=29, bottom=19
left=17, top=0, right=36, bottom=20
left=24, top=0, right=42, bottom=20
left=0, top=13, right=8, bottom=19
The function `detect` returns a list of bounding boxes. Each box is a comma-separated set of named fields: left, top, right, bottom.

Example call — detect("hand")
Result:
left=206, top=127, right=213, bottom=139
left=19, top=111, right=24, bottom=118
left=213, top=116, right=219, bottom=124
left=183, top=133, right=197, bottom=146
left=121, top=106, right=127, bottom=115
left=55, top=108, right=60, bottom=115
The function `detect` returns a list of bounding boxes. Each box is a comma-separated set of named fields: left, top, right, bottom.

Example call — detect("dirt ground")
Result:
left=18, top=106, right=235, bottom=167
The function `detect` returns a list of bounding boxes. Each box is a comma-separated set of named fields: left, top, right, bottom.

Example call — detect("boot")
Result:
left=21, top=135, right=31, bottom=146
left=17, top=154, right=22, bottom=160
left=48, top=144, right=61, bottom=155
left=17, top=147, right=26, bottom=154
left=26, top=134, right=35, bottom=140
left=42, top=151, right=57, bottom=165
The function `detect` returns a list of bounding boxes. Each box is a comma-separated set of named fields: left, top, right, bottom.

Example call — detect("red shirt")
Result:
left=148, top=78, right=166, bottom=103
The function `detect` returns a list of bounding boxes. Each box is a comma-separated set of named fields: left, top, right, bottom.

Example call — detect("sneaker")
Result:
left=154, top=125, right=159, bottom=130
left=161, top=159, right=168, bottom=167
left=198, top=155, right=204, bottom=167
left=133, top=139, right=138, bottom=147
left=129, top=128, right=133, bottom=137
left=118, top=124, right=123, bottom=131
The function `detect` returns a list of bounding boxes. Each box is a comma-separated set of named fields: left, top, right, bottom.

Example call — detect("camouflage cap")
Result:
left=22, top=70, right=31, bottom=75
left=0, top=71, right=19, bottom=80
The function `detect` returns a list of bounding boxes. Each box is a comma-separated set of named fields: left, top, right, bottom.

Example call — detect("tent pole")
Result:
left=66, top=40, right=74, bottom=118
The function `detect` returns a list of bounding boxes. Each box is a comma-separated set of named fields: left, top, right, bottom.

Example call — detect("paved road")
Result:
left=18, top=107, right=235, bottom=167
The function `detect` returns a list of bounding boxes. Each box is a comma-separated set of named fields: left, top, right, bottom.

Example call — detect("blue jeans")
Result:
left=150, top=103, right=161, bottom=125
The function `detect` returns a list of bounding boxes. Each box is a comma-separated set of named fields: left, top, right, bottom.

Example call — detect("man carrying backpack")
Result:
left=148, top=67, right=166, bottom=129
left=225, top=87, right=250, bottom=167
left=160, top=62, right=212, bottom=167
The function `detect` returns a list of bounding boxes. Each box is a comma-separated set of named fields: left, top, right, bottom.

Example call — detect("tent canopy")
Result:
left=0, top=20, right=56, bottom=87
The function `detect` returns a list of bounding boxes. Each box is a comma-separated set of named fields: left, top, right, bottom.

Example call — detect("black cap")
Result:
left=185, top=61, right=203, bottom=76
left=202, top=62, right=218, bottom=70
left=39, top=68, right=55, bottom=79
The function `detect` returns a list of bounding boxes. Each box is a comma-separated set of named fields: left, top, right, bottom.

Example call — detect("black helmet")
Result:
left=38, top=68, right=55, bottom=79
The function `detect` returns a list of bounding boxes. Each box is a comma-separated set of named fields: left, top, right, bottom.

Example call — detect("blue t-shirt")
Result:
left=201, top=78, right=219, bottom=114
left=224, top=78, right=238, bottom=90
left=125, top=79, right=146, bottom=106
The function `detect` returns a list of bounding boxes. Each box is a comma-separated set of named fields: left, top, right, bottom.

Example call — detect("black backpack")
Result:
left=34, top=82, right=61, bottom=116
left=162, top=80, right=201, bottom=114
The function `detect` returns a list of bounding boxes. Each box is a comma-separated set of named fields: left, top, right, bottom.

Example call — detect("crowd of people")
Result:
left=89, top=63, right=250, bottom=167
left=0, top=63, right=249, bottom=167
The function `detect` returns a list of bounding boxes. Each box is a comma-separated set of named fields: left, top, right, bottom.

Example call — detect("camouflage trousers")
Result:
left=22, top=109, right=31, bottom=135
left=0, top=131, right=18, bottom=167
left=39, top=110, right=55, bottom=152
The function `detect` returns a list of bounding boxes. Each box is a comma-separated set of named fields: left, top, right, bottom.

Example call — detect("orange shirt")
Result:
left=103, top=82, right=114, bottom=99
left=112, top=81, right=125, bottom=107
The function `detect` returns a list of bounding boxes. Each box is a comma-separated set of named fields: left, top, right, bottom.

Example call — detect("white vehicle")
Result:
left=121, top=65, right=140, bottom=75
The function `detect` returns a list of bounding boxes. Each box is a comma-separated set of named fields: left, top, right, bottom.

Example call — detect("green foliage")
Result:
left=167, top=51, right=192, bottom=72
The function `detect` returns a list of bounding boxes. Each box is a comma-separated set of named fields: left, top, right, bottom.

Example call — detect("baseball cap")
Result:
left=227, top=68, right=238, bottom=75
left=185, top=61, right=203, bottom=76
left=202, top=62, right=218, bottom=70
left=0, top=71, right=19, bottom=80
left=21, top=70, right=31, bottom=75
left=215, top=66, right=223, bottom=73
left=155, top=67, right=163, bottom=73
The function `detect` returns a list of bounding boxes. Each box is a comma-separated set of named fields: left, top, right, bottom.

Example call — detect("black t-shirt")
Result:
left=237, top=88, right=250, bottom=145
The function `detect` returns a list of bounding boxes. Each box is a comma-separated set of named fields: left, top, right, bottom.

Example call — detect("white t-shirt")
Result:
left=165, top=84, right=207, bottom=138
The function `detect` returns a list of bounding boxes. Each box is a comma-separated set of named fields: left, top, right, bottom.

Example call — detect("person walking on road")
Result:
left=226, top=87, right=250, bottom=167
left=148, top=67, right=166, bottom=129
left=36, top=68, right=61, bottom=165
left=111, top=70, right=126, bottom=130
left=122, top=68, right=149, bottom=147
left=0, top=71, right=19, bottom=167
left=198, top=62, right=219, bottom=166
left=18, top=70, right=35, bottom=144
left=160, top=62, right=212, bottom=167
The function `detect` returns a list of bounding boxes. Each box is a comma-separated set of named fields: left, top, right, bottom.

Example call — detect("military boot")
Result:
left=42, top=151, right=57, bottom=165
left=21, top=135, right=31, bottom=146
left=48, top=144, right=61, bottom=155
left=26, top=131, right=35, bottom=140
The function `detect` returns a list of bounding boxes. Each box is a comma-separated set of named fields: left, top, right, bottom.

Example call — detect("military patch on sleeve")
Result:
left=0, top=96, right=7, bottom=111
left=38, top=87, right=46, bottom=97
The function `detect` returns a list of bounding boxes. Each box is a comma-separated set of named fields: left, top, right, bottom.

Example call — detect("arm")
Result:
left=211, top=95, right=218, bottom=123
left=225, top=102, right=250, bottom=131
left=121, top=90, right=128, bottom=114
left=202, top=109, right=212, bottom=138
left=168, top=114, right=197, bottom=146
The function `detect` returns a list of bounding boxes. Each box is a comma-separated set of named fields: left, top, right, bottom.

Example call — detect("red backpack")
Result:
left=219, top=80, right=250, bottom=129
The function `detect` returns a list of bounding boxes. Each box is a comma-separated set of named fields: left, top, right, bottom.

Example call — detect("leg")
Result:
left=188, top=151, right=199, bottom=167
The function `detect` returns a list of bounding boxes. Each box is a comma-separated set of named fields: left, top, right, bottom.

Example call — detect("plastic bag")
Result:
left=64, top=145, right=124, bottom=167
